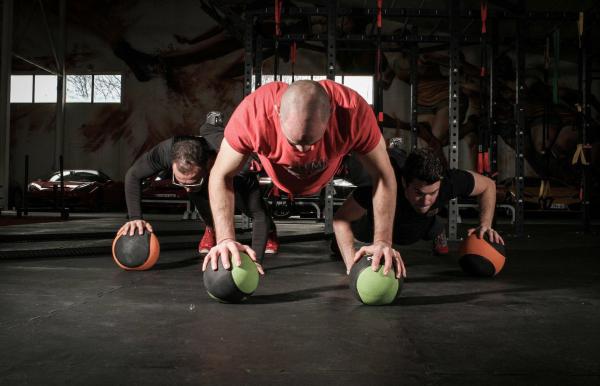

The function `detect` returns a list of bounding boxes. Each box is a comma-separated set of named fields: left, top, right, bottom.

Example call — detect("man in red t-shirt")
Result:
left=202, top=80, right=405, bottom=279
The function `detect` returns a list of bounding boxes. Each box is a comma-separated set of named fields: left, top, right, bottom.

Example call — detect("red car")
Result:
left=27, top=169, right=124, bottom=211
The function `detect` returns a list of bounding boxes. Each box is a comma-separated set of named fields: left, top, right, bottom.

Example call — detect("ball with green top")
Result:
left=203, top=252, right=260, bottom=303
left=349, top=255, right=403, bottom=305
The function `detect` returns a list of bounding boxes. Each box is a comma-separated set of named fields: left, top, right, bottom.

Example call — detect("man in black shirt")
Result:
left=333, top=147, right=504, bottom=278
left=118, top=112, right=276, bottom=262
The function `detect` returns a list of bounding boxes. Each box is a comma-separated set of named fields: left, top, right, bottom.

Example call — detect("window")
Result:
left=34, top=75, right=58, bottom=103
left=10, top=75, right=33, bottom=103
left=10, top=74, right=122, bottom=104
left=252, top=74, right=373, bottom=104
left=93, top=75, right=121, bottom=103
left=66, top=75, right=93, bottom=103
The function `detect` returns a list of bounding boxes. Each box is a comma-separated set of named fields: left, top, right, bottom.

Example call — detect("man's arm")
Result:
left=204, top=139, right=264, bottom=273
left=332, top=196, right=367, bottom=274
left=354, top=137, right=406, bottom=278
left=120, top=140, right=172, bottom=236
left=466, top=171, right=504, bottom=244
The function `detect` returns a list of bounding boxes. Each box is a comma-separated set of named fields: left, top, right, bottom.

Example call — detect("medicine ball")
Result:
left=203, top=252, right=260, bottom=303
left=112, top=231, right=160, bottom=271
left=458, top=233, right=506, bottom=277
left=349, top=256, right=403, bottom=305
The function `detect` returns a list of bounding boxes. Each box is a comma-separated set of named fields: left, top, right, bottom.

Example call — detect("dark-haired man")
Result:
left=118, top=114, right=276, bottom=262
left=333, top=147, right=505, bottom=275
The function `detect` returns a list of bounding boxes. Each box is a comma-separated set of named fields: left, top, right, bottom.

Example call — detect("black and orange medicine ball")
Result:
left=112, top=231, right=160, bottom=271
left=458, top=233, right=506, bottom=277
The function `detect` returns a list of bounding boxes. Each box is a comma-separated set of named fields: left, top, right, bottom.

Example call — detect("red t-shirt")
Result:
left=225, top=80, right=381, bottom=196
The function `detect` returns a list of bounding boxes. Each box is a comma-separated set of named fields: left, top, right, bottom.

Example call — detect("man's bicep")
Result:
left=355, top=137, right=394, bottom=179
left=212, top=138, right=250, bottom=178
left=463, top=170, right=483, bottom=197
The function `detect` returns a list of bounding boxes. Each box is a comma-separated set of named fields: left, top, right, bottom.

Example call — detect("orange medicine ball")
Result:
left=458, top=233, right=506, bottom=277
left=112, top=232, right=160, bottom=271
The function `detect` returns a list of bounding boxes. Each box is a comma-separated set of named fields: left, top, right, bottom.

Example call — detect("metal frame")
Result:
left=578, top=13, right=592, bottom=232
left=409, top=38, right=419, bottom=151
left=242, top=3, right=596, bottom=239
left=1, top=0, right=14, bottom=212
left=323, top=1, right=337, bottom=235
left=514, top=10, right=526, bottom=237
left=447, top=0, right=461, bottom=241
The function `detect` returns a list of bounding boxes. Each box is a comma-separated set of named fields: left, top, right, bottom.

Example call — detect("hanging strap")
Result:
left=376, top=0, right=383, bottom=123
left=572, top=144, right=590, bottom=166
left=578, top=11, right=584, bottom=48
left=538, top=179, right=551, bottom=199
left=552, top=30, right=560, bottom=104
left=290, top=41, right=297, bottom=82
left=480, top=1, right=488, bottom=34
left=274, top=0, right=282, bottom=36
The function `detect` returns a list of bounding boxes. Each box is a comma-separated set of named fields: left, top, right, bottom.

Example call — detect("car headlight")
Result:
left=28, top=183, right=42, bottom=191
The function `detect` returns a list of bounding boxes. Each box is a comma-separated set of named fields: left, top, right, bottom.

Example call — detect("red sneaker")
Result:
left=199, top=226, right=215, bottom=254
left=265, top=230, right=279, bottom=254
left=433, top=230, right=449, bottom=256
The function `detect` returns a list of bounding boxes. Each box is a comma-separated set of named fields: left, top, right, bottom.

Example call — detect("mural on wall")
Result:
left=8, top=0, right=599, bottom=210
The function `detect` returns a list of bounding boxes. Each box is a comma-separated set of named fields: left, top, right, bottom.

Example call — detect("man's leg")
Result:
left=234, top=175, right=272, bottom=262
left=189, top=191, right=215, bottom=254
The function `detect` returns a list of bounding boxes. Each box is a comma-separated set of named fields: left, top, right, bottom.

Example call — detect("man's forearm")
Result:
left=372, top=180, right=397, bottom=244
left=208, top=176, right=237, bottom=242
left=333, top=219, right=356, bottom=271
left=478, top=184, right=497, bottom=228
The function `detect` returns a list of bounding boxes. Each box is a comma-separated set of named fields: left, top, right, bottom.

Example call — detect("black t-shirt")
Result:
left=353, top=149, right=475, bottom=244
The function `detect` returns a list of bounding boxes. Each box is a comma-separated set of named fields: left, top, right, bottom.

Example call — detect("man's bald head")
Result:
left=279, top=80, right=331, bottom=149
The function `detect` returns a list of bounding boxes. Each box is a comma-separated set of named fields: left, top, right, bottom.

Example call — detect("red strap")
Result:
left=378, top=111, right=384, bottom=122
left=480, top=67, right=486, bottom=77
left=275, top=0, right=282, bottom=36
left=377, top=0, right=383, bottom=29
left=477, top=152, right=484, bottom=174
left=480, top=1, right=488, bottom=34
left=483, top=151, right=491, bottom=173
left=376, top=47, right=381, bottom=81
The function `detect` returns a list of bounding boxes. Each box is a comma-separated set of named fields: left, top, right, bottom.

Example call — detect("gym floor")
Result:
left=1, top=214, right=599, bottom=385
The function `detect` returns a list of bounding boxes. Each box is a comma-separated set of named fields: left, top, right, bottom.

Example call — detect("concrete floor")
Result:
left=0, top=214, right=599, bottom=385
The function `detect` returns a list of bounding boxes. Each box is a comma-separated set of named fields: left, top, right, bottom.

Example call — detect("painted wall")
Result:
left=8, top=0, right=599, bottom=208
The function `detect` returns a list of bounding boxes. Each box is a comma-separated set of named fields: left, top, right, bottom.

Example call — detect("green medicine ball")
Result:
left=203, top=252, right=260, bottom=303
left=349, top=256, right=403, bottom=305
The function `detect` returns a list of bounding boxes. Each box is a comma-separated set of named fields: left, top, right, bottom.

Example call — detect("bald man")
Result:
left=203, top=80, right=404, bottom=279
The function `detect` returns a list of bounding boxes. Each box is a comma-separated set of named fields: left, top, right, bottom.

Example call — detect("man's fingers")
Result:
left=228, top=245, right=241, bottom=269
left=467, top=228, right=475, bottom=236
left=382, top=251, right=393, bottom=276
left=393, top=251, right=406, bottom=279
left=497, top=233, right=505, bottom=245
left=211, top=250, right=220, bottom=271
left=145, top=222, right=153, bottom=233
left=478, top=228, right=486, bottom=239
left=244, top=247, right=264, bottom=275
left=370, top=251, right=383, bottom=272
left=400, top=257, right=407, bottom=278
left=353, top=247, right=367, bottom=263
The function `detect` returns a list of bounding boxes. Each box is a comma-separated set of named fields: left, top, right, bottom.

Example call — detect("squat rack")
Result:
left=242, top=1, right=595, bottom=238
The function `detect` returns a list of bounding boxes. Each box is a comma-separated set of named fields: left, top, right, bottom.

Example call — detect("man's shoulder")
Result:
left=319, top=80, right=362, bottom=107
left=249, top=82, right=287, bottom=102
